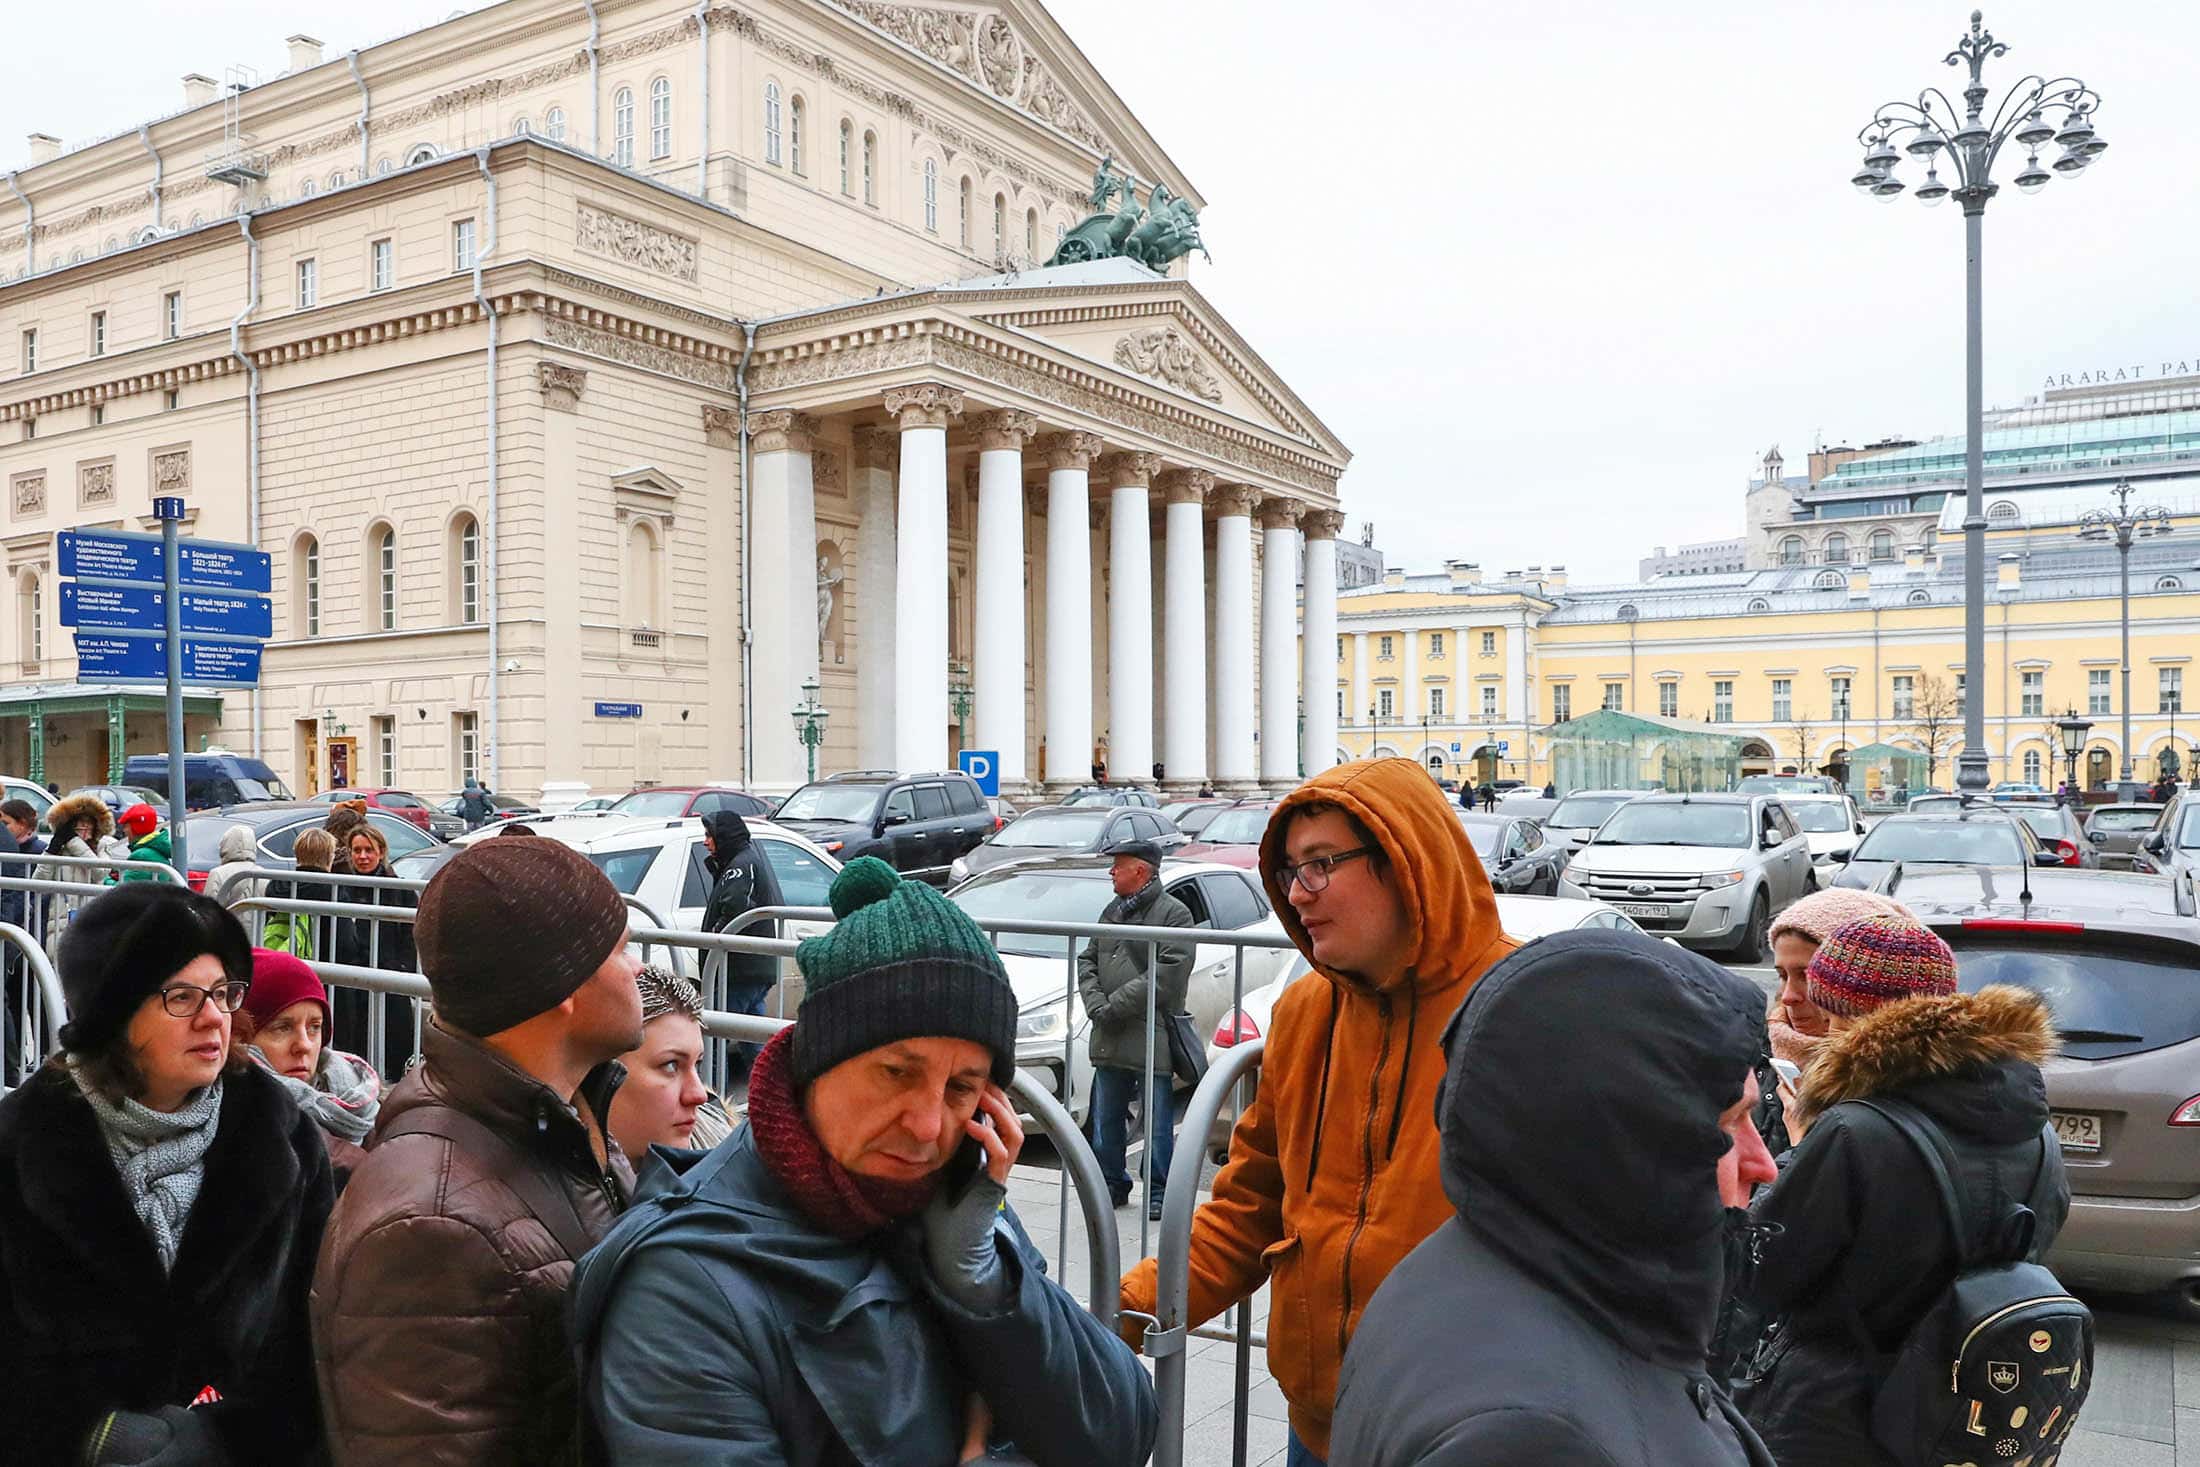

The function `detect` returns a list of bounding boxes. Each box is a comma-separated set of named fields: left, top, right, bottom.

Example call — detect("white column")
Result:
left=887, top=385, right=963, bottom=775
left=746, top=409, right=820, bottom=792
left=1301, top=509, right=1343, bottom=776
left=1260, top=499, right=1302, bottom=787
left=851, top=427, right=898, bottom=772
left=1102, top=452, right=1159, bottom=786
left=1040, top=431, right=1104, bottom=794
left=973, top=410, right=1036, bottom=787
left=1213, top=484, right=1258, bottom=789
left=1160, top=468, right=1214, bottom=792
left=702, top=405, right=743, bottom=778
left=1506, top=611, right=1530, bottom=782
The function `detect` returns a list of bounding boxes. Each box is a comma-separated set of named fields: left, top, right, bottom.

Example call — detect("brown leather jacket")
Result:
left=310, top=1018, right=632, bottom=1467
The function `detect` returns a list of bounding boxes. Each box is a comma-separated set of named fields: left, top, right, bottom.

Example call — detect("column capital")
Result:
left=1096, top=451, right=1161, bottom=488
left=1036, top=430, right=1105, bottom=472
left=883, top=382, right=965, bottom=429
left=974, top=408, right=1039, bottom=452
left=1156, top=467, right=1216, bottom=506
left=850, top=425, right=898, bottom=470
left=1259, top=497, right=1303, bottom=532
left=1213, top=482, right=1258, bottom=519
left=538, top=361, right=588, bottom=413
left=701, top=404, right=741, bottom=449
left=1301, top=507, right=1348, bottom=541
left=748, top=410, right=821, bottom=455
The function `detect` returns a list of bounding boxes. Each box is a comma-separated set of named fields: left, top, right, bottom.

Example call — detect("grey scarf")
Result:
left=254, top=1045, right=382, bottom=1144
left=72, top=1067, right=223, bottom=1272
left=1103, top=878, right=1163, bottom=926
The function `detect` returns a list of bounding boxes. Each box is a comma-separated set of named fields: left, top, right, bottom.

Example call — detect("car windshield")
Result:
left=2177, top=806, right=2200, bottom=850
left=1456, top=818, right=1502, bottom=857
left=1946, top=935, right=2200, bottom=1059
left=1593, top=803, right=1752, bottom=848
left=585, top=846, right=660, bottom=895
left=950, top=871, right=1109, bottom=957
left=1174, top=805, right=1225, bottom=836
left=775, top=785, right=881, bottom=822
left=1739, top=776, right=1829, bottom=793
left=1853, top=819, right=2024, bottom=864
left=2089, top=808, right=2160, bottom=832
left=1788, top=802, right=1854, bottom=833
left=1547, top=795, right=1631, bottom=829
left=1197, top=809, right=1271, bottom=845
left=989, top=811, right=1108, bottom=849
left=1910, top=796, right=1963, bottom=814
left=1063, top=791, right=1118, bottom=807
left=610, top=790, right=694, bottom=817
left=2009, top=807, right=2070, bottom=839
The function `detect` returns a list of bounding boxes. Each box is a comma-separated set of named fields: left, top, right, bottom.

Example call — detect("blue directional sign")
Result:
left=61, top=583, right=272, bottom=638
left=58, top=528, right=272, bottom=594
left=594, top=702, right=644, bottom=719
left=74, top=632, right=265, bottom=688
left=958, top=749, right=1002, bottom=797
left=178, top=541, right=271, bottom=594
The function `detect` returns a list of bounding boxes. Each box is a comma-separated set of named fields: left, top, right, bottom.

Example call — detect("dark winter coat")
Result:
left=334, top=862, right=416, bottom=971
left=700, top=810, right=783, bottom=987
left=1329, top=930, right=1777, bottom=1467
left=1075, top=879, right=1195, bottom=1072
left=1737, top=985, right=2067, bottom=1467
left=311, top=1018, right=633, bottom=1467
left=0, top=1062, right=335, bottom=1465
left=570, top=1126, right=1157, bottom=1467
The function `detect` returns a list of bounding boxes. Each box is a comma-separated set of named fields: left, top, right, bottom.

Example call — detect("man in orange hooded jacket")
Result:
left=1119, top=758, right=1517, bottom=1464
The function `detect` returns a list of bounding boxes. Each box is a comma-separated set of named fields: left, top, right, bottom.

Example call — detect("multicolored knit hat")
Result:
left=790, top=856, right=1017, bottom=1087
left=1768, top=887, right=1908, bottom=950
left=1805, top=913, right=1958, bottom=1019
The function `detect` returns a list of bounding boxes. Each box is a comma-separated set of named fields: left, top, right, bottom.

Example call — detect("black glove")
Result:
left=923, top=1169, right=1011, bottom=1313
left=84, top=1406, right=229, bottom=1467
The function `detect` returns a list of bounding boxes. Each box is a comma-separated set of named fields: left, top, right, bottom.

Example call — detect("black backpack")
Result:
left=1851, top=1098, right=2094, bottom=1466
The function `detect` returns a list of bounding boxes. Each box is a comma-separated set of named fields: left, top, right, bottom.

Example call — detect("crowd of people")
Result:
left=0, top=760, right=2086, bottom=1466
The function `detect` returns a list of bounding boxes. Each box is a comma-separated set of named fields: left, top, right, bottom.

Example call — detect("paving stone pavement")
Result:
left=1007, top=1142, right=2196, bottom=1466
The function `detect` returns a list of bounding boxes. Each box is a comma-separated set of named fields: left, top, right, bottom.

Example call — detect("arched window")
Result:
left=404, top=144, right=437, bottom=166
left=2022, top=748, right=2043, bottom=785
left=1779, top=535, right=1804, bottom=565
left=787, top=96, right=804, bottom=174
left=19, top=570, right=42, bottom=664
left=763, top=83, right=782, bottom=166
left=1907, top=588, right=1931, bottom=604
left=625, top=520, right=662, bottom=628
left=838, top=119, right=852, bottom=193
left=450, top=514, right=482, bottom=624
left=133, top=226, right=159, bottom=245
left=545, top=106, right=567, bottom=142
left=371, top=525, right=397, bottom=631
left=375, top=157, right=392, bottom=175
left=328, top=169, right=346, bottom=190
left=1988, top=500, right=2020, bottom=523
left=1814, top=570, right=1846, bottom=590
left=300, top=177, right=317, bottom=198
left=512, top=115, right=531, bottom=137
left=613, top=87, right=635, bottom=166
left=1746, top=597, right=1770, bottom=613
left=2156, top=575, right=2184, bottom=591
left=862, top=131, right=876, bottom=204
left=993, top=193, right=1006, bottom=256
left=1616, top=603, right=1639, bottom=621
left=922, top=158, right=938, bottom=232
left=958, top=177, right=971, bottom=246
left=1025, top=207, right=1037, bottom=261
left=1822, top=531, right=1849, bottom=564
left=649, top=78, right=672, bottom=160
left=293, top=534, right=321, bottom=638
left=1869, top=529, right=1895, bottom=562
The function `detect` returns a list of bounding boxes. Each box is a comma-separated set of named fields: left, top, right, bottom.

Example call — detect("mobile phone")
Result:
left=1771, top=1058, right=1803, bottom=1088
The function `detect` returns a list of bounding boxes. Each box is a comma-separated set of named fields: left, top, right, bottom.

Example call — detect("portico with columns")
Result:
left=736, top=261, right=1350, bottom=797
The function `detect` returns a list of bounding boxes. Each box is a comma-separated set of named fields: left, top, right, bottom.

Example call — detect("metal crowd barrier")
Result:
left=0, top=921, right=68, bottom=1087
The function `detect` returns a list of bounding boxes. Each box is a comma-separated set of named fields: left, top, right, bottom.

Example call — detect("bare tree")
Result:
left=1906, top=674, right=1964, bottom=790
left=1789, top=711, right=1816, bottom=774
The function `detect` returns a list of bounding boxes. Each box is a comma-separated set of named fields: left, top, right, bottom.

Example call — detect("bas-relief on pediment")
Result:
left=825, top=1, right=1110, bottom=152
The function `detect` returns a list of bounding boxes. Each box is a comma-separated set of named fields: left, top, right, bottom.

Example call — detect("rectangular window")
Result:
left=1772, top=678, right=1792, bottom=722
left=2088, top=668, right=2111, bottom=716
left=459, top=519, right=481, bottom=624
left=1377, top=688, right=1394, bottom=720
left=1482, top=685, right=1499, bottom=718
left=1831, top=676, right=1852, bottom=719
left=452, top=219, right=476, bottom=273
left=304, top=541, right=320, bottom=638
left=1480, top=630, right=1496, bottom=655
left=1602, top=683, right=1624, bottom=713
left=89, top=310, right=105, bottom=357
left=163, top=291, right=182, bottom=339
left=163, top=388, right=179, bottom=412
left=90, top=404, right=103, bottom=426
left=22, top=418, right=33, bottom=440
left=20, top=329, right=34, bottom=374
left=2020, top=669, right=2043, bottom=717
left=1552, top=684, right=1571, bottom=721
left=1712, top=680, right=1733, bottom=722
left=370, top=238, right=393, bottom=292
left=454, top=712, right=480, bottom=785
left=1377, top=635, right=1393, bottom=660
left=374, top=716, right=395, bottom=787
left=378, top=533, right=397, bottom=631
left=29, top=577, right=43, bottom=662
left=1335, top=687, right=1344, bottom=720
left=2161, top=667, right=2184, bottom=714
left=650, top=84, right=672, bottom=160
left=295, top=257, right=317, bottom=310
left=1335, top=636, right=1344, bottom=661
left=1428, top=686, right=1446, bottom=718
left=1892, top=674, right=1915, bottom=720
left=1428, top=632, right=1444, bottom=658
left=1659, top=682, right=1678, bottom=719
left=1955, top=673, right=1967, bottom=716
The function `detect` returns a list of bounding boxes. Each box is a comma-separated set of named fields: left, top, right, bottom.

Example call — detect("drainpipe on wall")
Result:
left=584, top=1, right=603, bottom=156
left=3, top=173, right=30, bottom=276
left=138, top=125, right=163, bottom=231
left=346, top=50, right=371, bottom=178
left=229, top=213, right=263, bottom=758
left=469, top=148, right=503, bottom=789
left=694, top=0, right=711, bottom=200
left=736, top=321, right=756, bottom=785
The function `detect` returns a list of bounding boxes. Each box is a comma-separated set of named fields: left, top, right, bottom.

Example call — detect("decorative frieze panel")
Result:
left=542, top=318, right=738, bottom=392
left=1113, top=327, right=1223, bottom=403
left=151, top=447, right=190, bottom=497
left=11, top=473, right=46, bottom=519
left=824, top=2, right=1109, bottom=152
left=576, top=203, right=700, bottom=283
left=77, top=459, right=115, bottom=508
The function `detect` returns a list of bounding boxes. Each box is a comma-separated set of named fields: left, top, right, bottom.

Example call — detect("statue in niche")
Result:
left=817, top=543, right=847, bottom=664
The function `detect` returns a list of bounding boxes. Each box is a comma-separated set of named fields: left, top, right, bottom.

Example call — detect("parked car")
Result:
left=1832, top=808, right=2053, bottom=891
left=1174, top=801, right=1280, bottom=869
left=948, top=805, right=1180, bottom=884
left=1456, top=812, right=1567, bottom=896
left=1203, top=895, right=1652, bottom=1157
left=947, top=856, right=1295, bottom=1126
left=1, top=777, right=55, bottom=820
left=185, top=803, right=437, bottom=895
left=2137, top=793, right=2200, bottom=888
left=770, top=769, right=996, bottom=879
left=433, top=791, right=540, bottom=826
left=1888, top=865, right=2200, bottom=1310
left=607, top=784, right=776, bottom=820
left=569, top=796, right=619, bottom=813
left=2004, top=800, right=2098, bottom=868
left=123, top=752, right=293, bottom=810
left=1540, top=789, right=1643, bottom=853
left=2085, top=803, right=2167, bottom=871
left=62, top=784, right=169, bottom=820
left=1060, top=786, right=1161, bottom=809
left=1160, top=799, right=1233, bottom=837
left=1907, top=792, right=1965, bottom=815
left=1560, top=793, right=1814, bottom=960
left=304, top=786, right=457, bottom=838
left=1990, top=781, right=2052, bottom=802
left=1738, top=774, right=1840, bottom=796
left=1779, top=792, right=1869, bottom=880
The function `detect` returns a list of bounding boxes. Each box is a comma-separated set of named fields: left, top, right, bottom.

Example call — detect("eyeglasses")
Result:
left=157, top=980, right=251, bottom=1018
left=1277, top=847, right=1376, bottom=894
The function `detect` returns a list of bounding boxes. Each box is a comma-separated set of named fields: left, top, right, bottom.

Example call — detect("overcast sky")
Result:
left=7, top=1, right=2193, bottom=583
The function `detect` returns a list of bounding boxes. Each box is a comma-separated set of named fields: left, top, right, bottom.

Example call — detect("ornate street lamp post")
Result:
left=790, top=676, right=829, bottom=784
left=2076, top=481, right=2172, bottom=793
left=1852, top=11, right=2106, bottom=793
left=2054, top=710, right=2092, bottom=803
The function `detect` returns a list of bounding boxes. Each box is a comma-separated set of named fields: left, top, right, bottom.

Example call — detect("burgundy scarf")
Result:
left=747, top=1028, right=938, bottom=1240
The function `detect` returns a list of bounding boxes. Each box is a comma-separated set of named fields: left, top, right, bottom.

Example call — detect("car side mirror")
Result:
left=880, top=811, right=910, bottom=830
left=1760, top=831, right=1781, bottom=849
left=1835, top=849, right=1853, bottom=863
left=2144, top=833, right=2168, bottom=855
left=2033, top=850, right=2062, bottom=867
left=1855, top=821, right=1867, bottom=835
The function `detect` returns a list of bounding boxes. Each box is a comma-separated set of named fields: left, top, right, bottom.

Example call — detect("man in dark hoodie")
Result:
left=1330, top=928, right=1780, bottom=1466
left=700, top=809, right=784, bottom=1073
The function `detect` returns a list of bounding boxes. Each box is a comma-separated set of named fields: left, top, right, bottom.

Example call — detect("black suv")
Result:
left=771, top=770, right=997, bottom=880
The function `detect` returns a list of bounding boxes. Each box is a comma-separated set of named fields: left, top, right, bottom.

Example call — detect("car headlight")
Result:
left=949, top=857, right=968, bottom=884
left=1699, top=870, right=1746, bottom=889
left=1016, top=996, right=1069, bottom=1042
left=1562, top=861, right=1587, bottom=882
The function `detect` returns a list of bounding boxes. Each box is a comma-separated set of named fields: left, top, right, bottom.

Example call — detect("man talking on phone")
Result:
left=572, top=857, right=1156, bottom=1467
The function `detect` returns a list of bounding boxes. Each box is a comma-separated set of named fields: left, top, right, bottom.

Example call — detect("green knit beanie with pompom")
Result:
left=789, top=856, right=1018, bottom=1086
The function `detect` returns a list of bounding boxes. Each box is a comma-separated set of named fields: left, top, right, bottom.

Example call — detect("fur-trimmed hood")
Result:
left=1794, top=984, right=2057, bottom=1127
left=44, top=792, right=115, bottom=843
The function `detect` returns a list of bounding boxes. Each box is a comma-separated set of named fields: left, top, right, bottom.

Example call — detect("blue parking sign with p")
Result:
left=958, top=750, right=1001, bottom=797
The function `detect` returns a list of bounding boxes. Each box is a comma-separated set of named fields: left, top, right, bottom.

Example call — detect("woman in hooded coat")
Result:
left=204, top=824, right=262, bottom=906
left=35, top=793, right=122, bottom=947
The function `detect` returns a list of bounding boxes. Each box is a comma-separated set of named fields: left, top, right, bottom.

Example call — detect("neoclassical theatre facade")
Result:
left=0, top=0, right=1350, bottom=799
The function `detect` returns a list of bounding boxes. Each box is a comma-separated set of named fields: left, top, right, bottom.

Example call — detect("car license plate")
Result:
left=1618, top=903, right=1668, bottom=920
left=2051, top=1112, right=2101, bottom=1152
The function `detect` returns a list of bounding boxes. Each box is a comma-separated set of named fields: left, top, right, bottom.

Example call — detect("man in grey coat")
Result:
left=1077, top=838, right=1194, bottom=1221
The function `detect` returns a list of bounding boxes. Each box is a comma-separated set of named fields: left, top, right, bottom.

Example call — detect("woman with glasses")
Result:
left=0, top=883, right=336, bottom=1465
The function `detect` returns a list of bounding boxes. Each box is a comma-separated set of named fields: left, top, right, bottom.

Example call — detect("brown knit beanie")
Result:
left=416, top=838, right=631, bottom=1036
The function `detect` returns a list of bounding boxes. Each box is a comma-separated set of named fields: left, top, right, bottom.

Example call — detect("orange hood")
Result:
left=1258, top=758, right=1508, bottom=996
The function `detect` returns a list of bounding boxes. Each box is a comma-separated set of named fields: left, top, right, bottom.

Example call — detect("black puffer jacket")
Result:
left=700, top=811, right=782, bottom=987
left=1738, top=985, right=2067, bottom=1467
left=1329, top=930, right=1777, bottom=1466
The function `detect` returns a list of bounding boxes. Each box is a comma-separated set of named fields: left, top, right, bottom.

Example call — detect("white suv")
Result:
left=1562, top=793, right=1814, bottom=961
